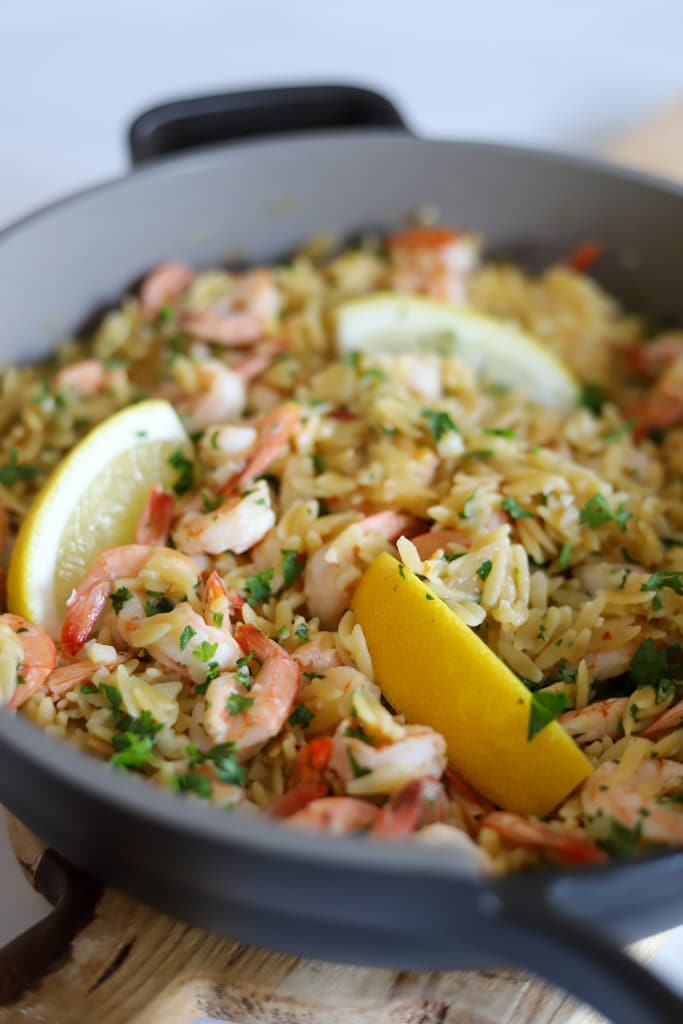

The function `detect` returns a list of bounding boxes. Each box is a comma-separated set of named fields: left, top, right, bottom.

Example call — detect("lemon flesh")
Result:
left=352, top=553, right=591, bottom=817
left=8, top=400, right=191, bottom=637
left=335, top=293, right=578, bottom=409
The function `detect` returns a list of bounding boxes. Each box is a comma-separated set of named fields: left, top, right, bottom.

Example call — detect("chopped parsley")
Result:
left=294, top=623, right=309, bottom=642
left=347, top=748, right=372, bottom=779
left=210, top=430, right=220, bottom=451
left=98, top=683, right=128, bottom=729
left=311, top=453, right=327, bottom=473
left=459, top=494, right=476, bottom=520
left=398, top=563, right=406, bottom=579
left=484, top=427, right=516, bottom=438
left=501, top=495, right=533, bottom=520
left=558, top=543, right=573, bottom=570
left=442, top=551, right=466, bottom=563
left=244, top=568, right=274, bottom=606
left=110, top=732, right=155, bottom=771
left=187, top=740, right=247, bottom=786
left=476, top=559, right=493, bottom=581
left=193, top=640, right=218, bottom=663
left=281, top=548, right=305, bottom=589
left=289, top=704, right=315, bottom=728
left=579, top=493, right=632, bottom=532
left=463, top=449, right=493, bottom=459
left=201, top=491, right=225, bottom=513
left=558, top=663, right=578, bottom=684
left=167, top=449, right=195, bottom=495
left=620, top=546, right=640, bottom=565
left=226, top=693, right=255, bottom=716
left=361, top=367, right=388, bottom=382
left=527, top=690, right=571, bottom=740
left=628, top=638, right=682, bottom=701
left=142, top=594, right=174, bottom=617
left=179, top=625, right=196, bottom=651
left=111, top=586, right=133, bottom=613
left=661, top=536, right=683, bottom=549
left=172, top=772, right=213, bottom=799
left=579, top=382, right=604, bottom=415
left=303, top=671, right=324, bottom=680
left=343, top=351, right=362, bottom=369
left=0, top=452, right=39, bottom=486
left=603, top=419, right=635, bottom=442
left=592, top=817, right=642, bottom=858
left=421, top=408, right=458, bottom=442
left=157, top=305, right=176, bottom=323
left=640, top=571, right=683, bottom=597
left=80, top=683, right=98, bottom=694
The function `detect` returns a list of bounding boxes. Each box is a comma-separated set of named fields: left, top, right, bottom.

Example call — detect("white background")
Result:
left=2, top=1, right=683, bottom=1018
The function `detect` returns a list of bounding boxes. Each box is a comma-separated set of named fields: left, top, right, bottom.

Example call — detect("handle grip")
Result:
left=128, top=83, right=407, bottom=166
left=491, top=866, right=683, bottom=1024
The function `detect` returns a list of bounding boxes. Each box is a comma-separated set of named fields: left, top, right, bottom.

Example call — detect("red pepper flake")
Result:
left=567, top=240, right=602, bottom=274
left=332, top=407, right=355, bottom=421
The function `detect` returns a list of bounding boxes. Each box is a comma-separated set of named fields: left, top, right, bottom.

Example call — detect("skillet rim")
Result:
left=0, top=128, right=682, bottom=887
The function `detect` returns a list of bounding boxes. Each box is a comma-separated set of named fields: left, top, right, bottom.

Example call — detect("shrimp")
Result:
left=0, top=615, right=57, bottom=709
left=139, top=261, right=194, bottom=318
left=370, top=779, right=428, bottom=839
left=289, top=737, right=335, bottom=785
left=267, top=781, right=329, bottom=818
left=286, top=796, right=378, bottom=834
left=61, top=545, right=161, bottom=656
left=559, top=697, right=629, bottom=743
left=411, top=528, right=468, bottom=561
left=60, top=545, right=237, bottom=684
left=199, top=623, right=300, bottom=760
left=582, top=756, right=683, bottom=846
left=304, top=510, right=420, bottom=630
left=331, top=722, right=447, bottom=795
left=625, top=333, right=683, bottom=380
left=220, top=402, right=300, bottom=497
left=54, top=359, right=112, bottom=397
left=642, top=698, right=683, bottom=738
left=180, top=270, right=281, bottom=347
left=47, top=657, right=125, bottom=699
left=291, top=631, right=342, bottom=672
left=170, top=359, right=248, bottom=433
left=585, top=642, right=638, bottom=681
left=135, top=483, right=174, bottom=546
left=627, top=356, right=683, bottom=441
left=172, top=478, right=275, bottom=556
left=387, top=226, right=479, bottom=305
left=481, top=811, right=608, bottom=865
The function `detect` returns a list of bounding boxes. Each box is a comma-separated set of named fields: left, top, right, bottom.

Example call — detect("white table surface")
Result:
left=2, top=0, right=683, bottom=1018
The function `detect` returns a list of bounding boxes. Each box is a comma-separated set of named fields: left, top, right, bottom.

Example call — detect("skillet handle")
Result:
left=128, top=83, right=408, bottom=166
left=491, top=869, right=683, bottom=1024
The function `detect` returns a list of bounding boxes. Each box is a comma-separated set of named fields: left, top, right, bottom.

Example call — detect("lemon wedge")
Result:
left=335, top=293, right=578, bottom=408
left=352, top=553, right=591, bottom=817
left=7, top=400, right=192, bottom=636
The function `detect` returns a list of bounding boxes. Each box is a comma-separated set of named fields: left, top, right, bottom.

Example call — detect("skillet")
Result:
left=0, top=84, right=682, bottom=1023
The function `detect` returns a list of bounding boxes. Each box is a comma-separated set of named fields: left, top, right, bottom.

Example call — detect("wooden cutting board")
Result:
left=2, top=101, right=683, bottom=1024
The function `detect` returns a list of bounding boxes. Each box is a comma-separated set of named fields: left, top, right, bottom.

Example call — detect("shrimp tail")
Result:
left=481, top=811, right=608, bottom=865
left=371, top=779, right=425, bottom=838
left=234, top=622, right=286, bottom=662
left=268, top=781, right=329, bottom=818
left=61, top=579, right=112, bottom=657
left=135, top=483, right=174, bottom=546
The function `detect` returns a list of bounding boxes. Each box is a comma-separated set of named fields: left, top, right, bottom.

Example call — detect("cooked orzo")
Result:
left=2, top=224, right=683, bottom=874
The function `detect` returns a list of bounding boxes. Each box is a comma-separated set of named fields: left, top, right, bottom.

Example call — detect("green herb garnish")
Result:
left=527, top=690, right=571, bottom=740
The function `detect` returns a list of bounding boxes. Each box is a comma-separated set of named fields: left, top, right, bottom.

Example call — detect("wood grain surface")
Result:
left=2, top=102, right=683, bottom=1024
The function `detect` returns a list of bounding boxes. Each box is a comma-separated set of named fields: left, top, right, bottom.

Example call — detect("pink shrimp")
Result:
left=203, top=570, right=231, bottom=626
left=388, top=225, right=479, bottom=305
left=304, top=510, right=420, bottom=630
left=286, top=796, right=379, bottom=835
left=292, top=631, right=342, bottom=672
left=642, top=698, right=683, bottom=739
left=559, top=697, right=629, bottom=743
left=370, top=779, right=426, bottom=839
left=582, top=757, right=683, bottom=846
left=268, top=782, right=330, bottom=818
left=627, top=356, right=683, bottom=441
left=220, top=401, right=300, bottom=497
left=47, top=657, right=126, bottom=699
left=481, top=811, right=608, bottom=865
left=180, top=270, right=281, bottom=347
left=624, top=333, right=683, bottom=380
left=61, top=545, right=158, bottom=656
left=139, top=262, right=194, bottom=318
left=1, top=615, right=57, bottom=709
left=411, top=528, right=468, bottom=561
left=54, top=359, right=110, bottom=397
left=200, top=623, right=300, bottom=760
left=135, top=483, right=174, bottom=546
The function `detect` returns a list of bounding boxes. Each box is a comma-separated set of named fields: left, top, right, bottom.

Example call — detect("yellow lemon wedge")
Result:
left=351, top=553, right=591, bottom=816
left=335, top=293, right=578, bottom=409
left=7, top=399, right=192, bottom=637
